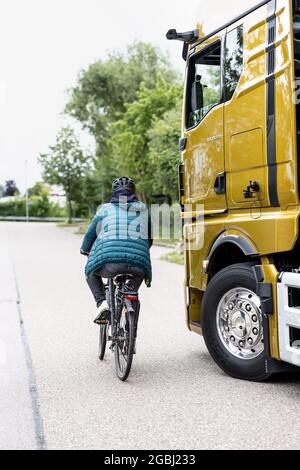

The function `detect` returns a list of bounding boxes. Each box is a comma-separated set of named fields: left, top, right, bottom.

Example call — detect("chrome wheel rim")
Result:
left=216, top=287, right=264, bottom=360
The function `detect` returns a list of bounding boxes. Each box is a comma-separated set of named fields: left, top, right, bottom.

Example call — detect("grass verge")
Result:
left=160, top=251, right=184, bottom=266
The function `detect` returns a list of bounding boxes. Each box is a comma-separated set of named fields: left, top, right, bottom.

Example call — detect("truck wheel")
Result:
left=202, top=263, right=271, bottom=382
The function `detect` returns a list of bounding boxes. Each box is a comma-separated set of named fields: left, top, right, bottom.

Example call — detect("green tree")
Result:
left=111, top=78, right=182, bottom=200
left=39, top=127, right=92, bottom=222
left=4, top=180, right=19, bottom=197
left=65, top=42, right=179, bottom=201
left=66, top=42, right=176, bottom=138
left=29, top=195, right=51, bottom=218
left=148, top=101, right=182, bottom=203
left=27, top=182, right=51, bottom=218
left=28, top=182, right=49, bottom=198
left=0, top=184, right=4, bottom=198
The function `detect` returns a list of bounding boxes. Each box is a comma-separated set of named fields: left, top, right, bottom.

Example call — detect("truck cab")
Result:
left=168, top=0, right=300, bottom=380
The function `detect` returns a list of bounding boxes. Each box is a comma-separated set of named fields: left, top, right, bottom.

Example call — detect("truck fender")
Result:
left=204, top=230, right=259, bottom=274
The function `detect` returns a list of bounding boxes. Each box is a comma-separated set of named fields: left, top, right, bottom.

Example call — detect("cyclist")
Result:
left=81, top=177, right=152, bottom=324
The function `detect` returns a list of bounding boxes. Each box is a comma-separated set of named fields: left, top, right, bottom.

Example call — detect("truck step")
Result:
left=277, top=272, right=300, bottom=368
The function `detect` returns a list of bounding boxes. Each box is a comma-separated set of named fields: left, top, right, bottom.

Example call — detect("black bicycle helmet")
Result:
left=112, top=177, right=136, bottom=193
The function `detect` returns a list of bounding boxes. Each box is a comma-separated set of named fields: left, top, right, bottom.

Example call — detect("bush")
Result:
left=0, top=199, right=26, bottom=217
left=0, top=197, right=65, bottom=218
left=49, top=203, right=66, bottom=218
left=29, top=195, right=51, bottom=218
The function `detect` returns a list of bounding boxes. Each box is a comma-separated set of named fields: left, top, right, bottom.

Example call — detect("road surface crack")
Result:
left=10, top=252, right=47, bottom=451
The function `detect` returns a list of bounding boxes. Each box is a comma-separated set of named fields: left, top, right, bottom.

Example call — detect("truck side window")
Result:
left=224, top=26, right=244, bottom=101
left=186, top=42, right=221, bottom=129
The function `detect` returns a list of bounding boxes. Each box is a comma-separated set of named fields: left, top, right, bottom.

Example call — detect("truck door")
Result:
left=183, top=39, right=226, bottom=213
left=224, top=20, right=270, bottom=209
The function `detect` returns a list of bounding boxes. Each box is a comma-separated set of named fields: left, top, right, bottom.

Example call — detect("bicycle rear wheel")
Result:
left=115, top=308, right=135, bottom=381
left=98, top=324, right=108, bottom=361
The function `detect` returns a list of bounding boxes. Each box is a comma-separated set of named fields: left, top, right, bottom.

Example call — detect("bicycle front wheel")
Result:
left=115, top=309, right=135, bottom=381
left=98, top=324, right=108, bottom=361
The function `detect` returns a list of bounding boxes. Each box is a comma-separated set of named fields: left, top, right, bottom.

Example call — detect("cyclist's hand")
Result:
left=80, top=248, right=90, bottom=257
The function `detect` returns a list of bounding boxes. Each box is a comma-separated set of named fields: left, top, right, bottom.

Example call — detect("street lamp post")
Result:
left=25, top=160, right=29, bottom=222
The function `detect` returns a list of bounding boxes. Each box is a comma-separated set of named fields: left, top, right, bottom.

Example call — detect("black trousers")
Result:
left=86, top=263, right=145, bottom=307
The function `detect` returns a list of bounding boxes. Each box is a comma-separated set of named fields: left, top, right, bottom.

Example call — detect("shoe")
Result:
left=94, top=301, right=110, bottom=325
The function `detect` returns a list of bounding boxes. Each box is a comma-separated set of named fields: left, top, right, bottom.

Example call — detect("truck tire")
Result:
left=202, top=263, right=271, bottom=382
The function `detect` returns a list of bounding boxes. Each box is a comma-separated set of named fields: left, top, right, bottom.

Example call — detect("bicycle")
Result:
left=98, top=274, right=140, bottom=382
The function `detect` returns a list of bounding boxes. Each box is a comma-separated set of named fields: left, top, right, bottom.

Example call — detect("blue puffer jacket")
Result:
left=81, top=199, right=152, bottom=286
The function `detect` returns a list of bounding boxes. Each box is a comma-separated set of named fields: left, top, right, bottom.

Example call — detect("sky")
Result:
left=0, top=0, right=253, bottom=193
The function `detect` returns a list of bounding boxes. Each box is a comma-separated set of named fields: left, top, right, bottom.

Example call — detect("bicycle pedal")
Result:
left=94, top=319, right=108, bottom=326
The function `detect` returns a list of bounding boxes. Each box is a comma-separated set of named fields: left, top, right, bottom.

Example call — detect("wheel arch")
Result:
left=206, top=231, right=261, bottom=281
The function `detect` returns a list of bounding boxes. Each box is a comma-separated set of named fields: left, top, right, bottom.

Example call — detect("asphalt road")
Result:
left=1, top=222, right=300, bottom=450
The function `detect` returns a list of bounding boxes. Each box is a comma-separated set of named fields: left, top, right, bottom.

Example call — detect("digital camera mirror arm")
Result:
left=166, top=29, right=199, bottom=61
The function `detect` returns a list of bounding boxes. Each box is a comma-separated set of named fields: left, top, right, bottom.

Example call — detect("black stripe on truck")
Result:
left=266, top=0, right=280, bottom=207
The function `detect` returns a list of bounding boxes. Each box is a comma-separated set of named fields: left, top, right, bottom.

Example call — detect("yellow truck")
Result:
left=167, top=0, right=300, bottom=381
